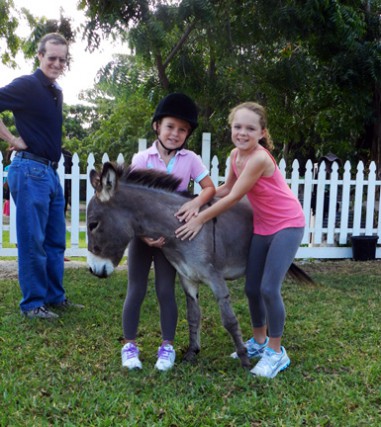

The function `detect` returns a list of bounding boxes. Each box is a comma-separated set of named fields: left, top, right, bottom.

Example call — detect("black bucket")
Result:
left=351, top=235, right=379, bottom=261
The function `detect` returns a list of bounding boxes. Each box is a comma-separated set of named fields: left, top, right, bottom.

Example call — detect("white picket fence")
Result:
left=1, top=133, right=380, bottom=259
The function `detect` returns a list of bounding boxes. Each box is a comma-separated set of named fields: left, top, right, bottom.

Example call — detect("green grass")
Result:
left=0, top=261, right=380, bottom=426
left=65, top=230, right=87, bottom=248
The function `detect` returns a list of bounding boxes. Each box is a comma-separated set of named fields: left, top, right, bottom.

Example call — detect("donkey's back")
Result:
left=165, top=197, right=253, bottom=284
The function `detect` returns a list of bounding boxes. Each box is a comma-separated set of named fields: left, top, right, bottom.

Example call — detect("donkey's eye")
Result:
left=88, top=222, right=99, bottom=232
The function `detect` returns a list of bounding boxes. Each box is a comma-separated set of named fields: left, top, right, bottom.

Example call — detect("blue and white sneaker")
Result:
left=121, top=342, right=142, bottom=370
left=250, top=346, right=290, bottom=378
left=230, top=337, right=269, bottom=359
left=155, top=343, right=176, bottom=371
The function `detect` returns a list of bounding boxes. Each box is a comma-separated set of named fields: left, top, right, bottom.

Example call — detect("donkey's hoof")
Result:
left=182, top=348, right=199, bottom=363
left=236, top=349, right=251, bottom=369
left=240, top=356, right=251, bottom=369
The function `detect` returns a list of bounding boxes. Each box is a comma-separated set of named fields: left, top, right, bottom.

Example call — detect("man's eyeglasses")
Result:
left=46, top=56, right=67, bottom=65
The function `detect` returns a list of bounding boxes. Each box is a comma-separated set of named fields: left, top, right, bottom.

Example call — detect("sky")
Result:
left=0, top=0, right=128, bottom=104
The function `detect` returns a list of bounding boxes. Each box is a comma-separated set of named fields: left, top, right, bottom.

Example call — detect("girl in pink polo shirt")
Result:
left=176, top=102, right=305, bottom=379
left=121, top=93, right=215, bottom=371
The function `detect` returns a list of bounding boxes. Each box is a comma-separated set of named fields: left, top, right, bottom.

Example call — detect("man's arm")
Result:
left=0, top=119, right=27, bottom=150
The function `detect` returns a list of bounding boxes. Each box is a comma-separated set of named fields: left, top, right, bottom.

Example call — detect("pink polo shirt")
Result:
left=131, top=141, right=209, bottom=191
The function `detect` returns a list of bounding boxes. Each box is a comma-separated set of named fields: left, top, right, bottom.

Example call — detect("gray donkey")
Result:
left=87, top=162, right=311, bottom=369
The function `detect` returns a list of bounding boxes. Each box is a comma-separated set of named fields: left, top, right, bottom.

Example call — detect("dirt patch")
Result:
left=1, top=259, right=380, bottom=280
left=297, top=259, right=381, bottom=276
left=0, top=260, right=89, bottom=280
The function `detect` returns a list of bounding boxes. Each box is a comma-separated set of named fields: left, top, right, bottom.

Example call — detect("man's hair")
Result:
left=37, top=33, right=68, bottom=55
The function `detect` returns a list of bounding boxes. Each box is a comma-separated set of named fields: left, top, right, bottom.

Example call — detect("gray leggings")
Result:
left=122, top=237, right=178, bottom=341
left=245, top=227, right=304, bottom=338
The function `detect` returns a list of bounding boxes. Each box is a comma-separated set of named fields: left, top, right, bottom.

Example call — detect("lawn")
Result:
left=0, top=260, right=380, bottom=426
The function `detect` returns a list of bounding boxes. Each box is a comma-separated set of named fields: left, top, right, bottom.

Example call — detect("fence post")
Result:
left=193, top=133, right=212, bottom=194
left=201, top=133, right=211, bottom=171
left=138, top=138, right=147, bottom=152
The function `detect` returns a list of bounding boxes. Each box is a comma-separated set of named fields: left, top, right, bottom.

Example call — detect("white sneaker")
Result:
left=121, top=342, right=142, bottom=370
left=231, top=337, right=269, bottom=359
left=154, top=343, right=176, bottom=371
left=250, top=346, right=290, bottom=378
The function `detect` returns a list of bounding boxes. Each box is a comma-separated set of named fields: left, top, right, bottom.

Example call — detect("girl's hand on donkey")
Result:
left=175, top=217, right=203, bottom=241
left=175, top=201, right=200, bottom=223
left=141, top=236, right=166, bottom=248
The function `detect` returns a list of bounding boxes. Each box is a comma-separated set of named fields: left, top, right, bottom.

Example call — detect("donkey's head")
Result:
left=87, top=162, right=131, bottom=278
left=87, top=162, right=184, bottom=278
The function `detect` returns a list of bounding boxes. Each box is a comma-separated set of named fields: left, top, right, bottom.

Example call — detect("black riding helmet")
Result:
left=152, top=93, right=198, bottom=133
left=152, top=93, right=199, bottom=154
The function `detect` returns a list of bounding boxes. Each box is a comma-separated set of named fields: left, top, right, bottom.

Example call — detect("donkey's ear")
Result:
left=89, top=169, right=101, bottom=192
left=98, top=162, right=118, bottom=202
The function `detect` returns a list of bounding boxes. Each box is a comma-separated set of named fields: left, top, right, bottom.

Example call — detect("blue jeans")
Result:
left=7, top=156, right=66, bottom=311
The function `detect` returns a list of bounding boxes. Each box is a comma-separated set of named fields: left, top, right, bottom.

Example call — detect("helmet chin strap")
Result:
left=157, top=136, right=187, bottom=155
left=158, top=137, right=176, bottom=155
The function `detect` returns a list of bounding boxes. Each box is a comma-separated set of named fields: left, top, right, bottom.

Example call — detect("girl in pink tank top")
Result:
left=231, top=148, right=305, bottom=235
left=176, top=102, right=305, bottom=378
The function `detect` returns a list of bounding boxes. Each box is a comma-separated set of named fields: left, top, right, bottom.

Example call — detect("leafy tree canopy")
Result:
left=0, top=0, right=21, bottom=66
left=2, top=0, right=381, bottom=174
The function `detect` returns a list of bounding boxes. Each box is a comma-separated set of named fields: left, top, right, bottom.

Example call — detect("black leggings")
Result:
left=245, top=227, right=304, bottom=338
left=122, top=237, right=178, bottom=342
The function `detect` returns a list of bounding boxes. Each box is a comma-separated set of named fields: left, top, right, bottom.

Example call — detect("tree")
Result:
left=0, top=0, right=21, bottom=66
left=74, top=1, right=381, bottom=172
left=20, top=10, right=75, bottom=67
left=2, top=0, right=381, bottom=171
left=68, top=54, right=154, bottom=165
left=264, top=0, right=381, bottom=171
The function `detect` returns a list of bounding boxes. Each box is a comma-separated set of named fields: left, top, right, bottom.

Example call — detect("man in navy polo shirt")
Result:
left=0, top=33, right=83, bottom=319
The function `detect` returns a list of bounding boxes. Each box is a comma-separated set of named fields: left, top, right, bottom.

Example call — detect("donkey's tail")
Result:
left=287, top=263, right=315, bottom=284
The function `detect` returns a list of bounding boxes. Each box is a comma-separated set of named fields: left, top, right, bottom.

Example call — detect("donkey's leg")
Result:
left=209, top=277, right=250, bottom=369
left=179, top=275, right=201, bottom=362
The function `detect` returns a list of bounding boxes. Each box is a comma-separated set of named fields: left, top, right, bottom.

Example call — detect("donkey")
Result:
left=87, top=162, right=311, bottom=369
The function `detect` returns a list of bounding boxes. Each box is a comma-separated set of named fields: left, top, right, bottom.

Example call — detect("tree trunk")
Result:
left=155, top=53, right=169, bottom=90
left=371, top=85, right=381, bottom=178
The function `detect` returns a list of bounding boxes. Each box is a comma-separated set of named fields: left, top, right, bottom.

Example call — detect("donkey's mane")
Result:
left=116, top=164, right=183, bottom=193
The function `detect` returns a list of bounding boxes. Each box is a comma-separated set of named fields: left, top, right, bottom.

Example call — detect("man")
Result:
left=0, top=33, right=82, bottom=319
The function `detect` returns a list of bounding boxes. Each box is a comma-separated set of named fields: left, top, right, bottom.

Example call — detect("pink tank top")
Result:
left=232, top=149, right=305, bottom=235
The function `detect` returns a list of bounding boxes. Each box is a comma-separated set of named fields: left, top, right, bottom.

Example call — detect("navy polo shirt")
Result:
left=0, top=68, right=63, bottom=162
